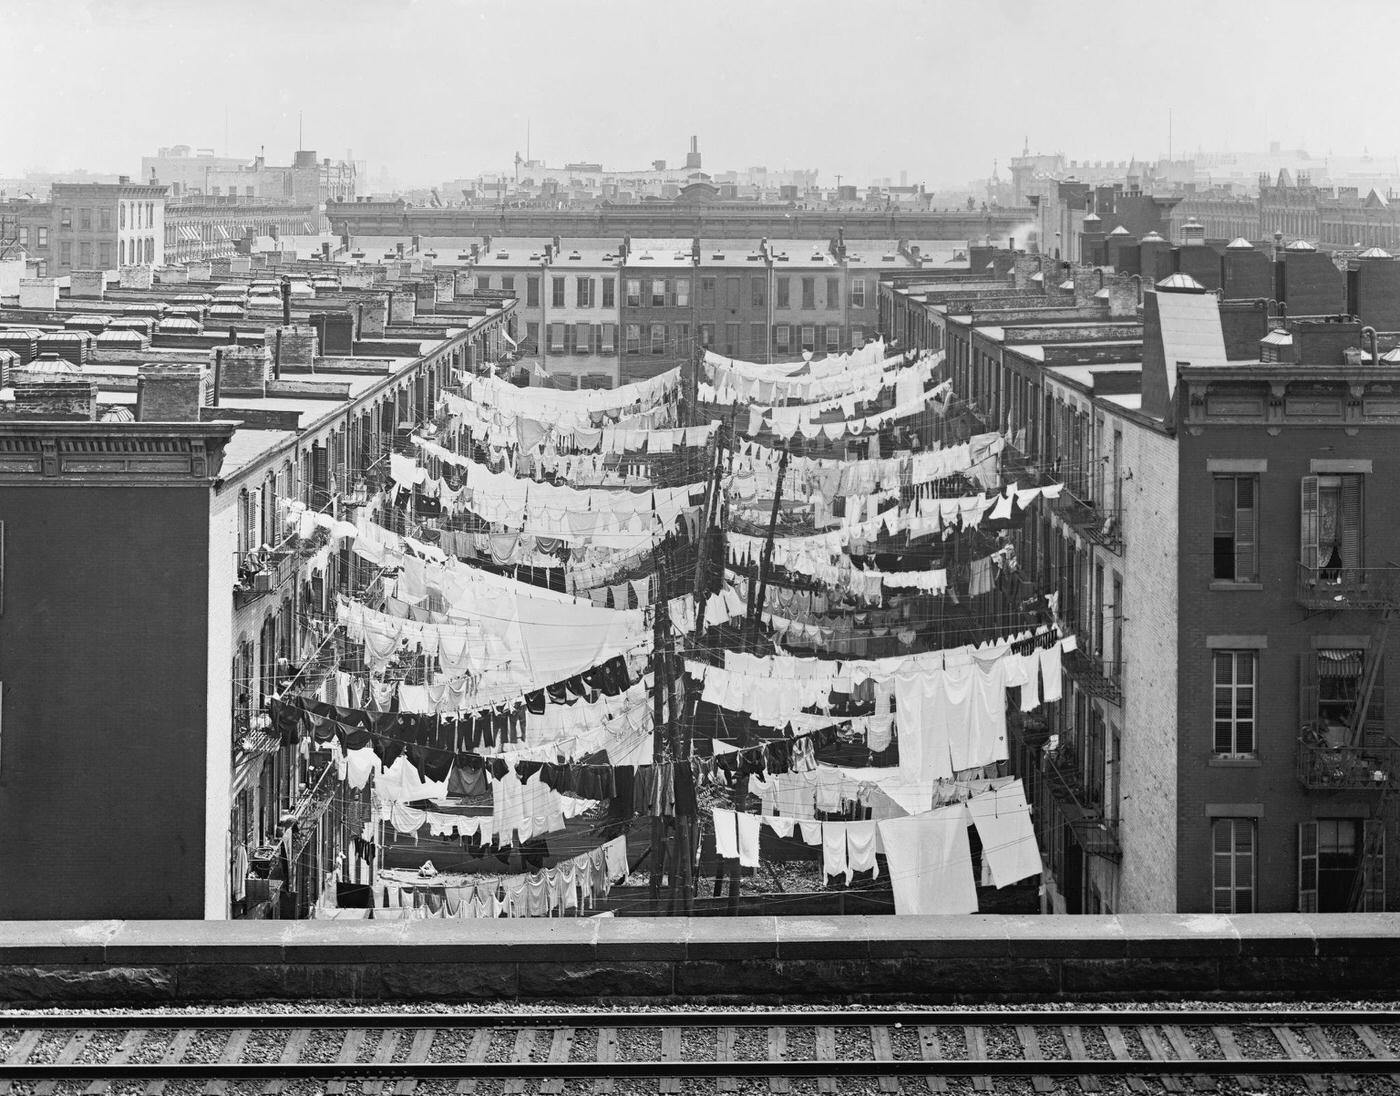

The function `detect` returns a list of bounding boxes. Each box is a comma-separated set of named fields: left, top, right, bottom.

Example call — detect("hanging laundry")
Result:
left=878, top=804, right=979, bottom=916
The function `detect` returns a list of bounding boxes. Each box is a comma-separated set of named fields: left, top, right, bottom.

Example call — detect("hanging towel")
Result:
left=822, top=822, right=852, bottom=885
left=762, top=815, right=796, bottom=839
left=736, top=812, right=761, bottom=868
left=846, top=820, right=880, bottom=879
left=798, top=820, right=823, bottom=845
left=964, top=780, right=1042, bottom=888
left=1039, top=643, right=1064, bottom=703
left=877, top=804, right=978, bottom=916
left=712, top=807, right=739, bottom=859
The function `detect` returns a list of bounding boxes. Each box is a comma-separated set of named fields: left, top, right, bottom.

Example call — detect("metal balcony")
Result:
left=1295, top=562, right=1400, bottom=611
left=1297, top=739, right=1400, bottom=791
left=234, top=547, right=298, bottom=606
left=1052, top=488, right=1124, bottom=553
left=1063, top=649, right=1124, bottom=706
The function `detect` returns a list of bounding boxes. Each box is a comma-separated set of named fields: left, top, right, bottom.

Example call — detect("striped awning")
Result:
left=1319, top=649, right=1364, bottom=677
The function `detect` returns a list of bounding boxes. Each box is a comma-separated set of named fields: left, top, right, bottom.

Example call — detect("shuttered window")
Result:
left=1213, top=475, right=1258, bottom=582
left=1299, top=819, right=1385, bottom=912
left=574, top=322, right=591, bottom=353
left=1302, top=473, right=1363, bottom=574
left=1212, top=818, right=1255, bottom=914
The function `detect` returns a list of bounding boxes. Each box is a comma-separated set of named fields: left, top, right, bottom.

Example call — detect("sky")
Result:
left=5, top=0, right=1400, bottom=188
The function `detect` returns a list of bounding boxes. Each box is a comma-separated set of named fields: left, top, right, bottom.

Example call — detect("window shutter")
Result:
left=1340, top=474, right=1363, bottom=569
left=1299, top=651, right=1319, bottom=734
left=1298, top=820, right=1319, bottom=913
left=1363, top=819, right=1386, bottom=912
left=1235, top=477, right=1257, bottom=581
left=1300, top=475, right=1319, bottom=570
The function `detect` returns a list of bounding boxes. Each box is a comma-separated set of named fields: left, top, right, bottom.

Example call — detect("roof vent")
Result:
left=496, top=251, right=509, bottom=259
left=1285, top=239, right=1317, bottom=252
left=1226, top=237, right=1253, bottom=250
left=1155, top=272, right=1207, bottom=293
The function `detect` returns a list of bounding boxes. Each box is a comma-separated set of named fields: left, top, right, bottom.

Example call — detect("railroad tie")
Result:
left=325, top=1029, right=367, bottom=1096
left=504, top=1028, right=537, bottom=1096
left=393, top=1028, right=437, bottom=1096
left=916, top=1025, right=946, bottom=1094
left=455, top=1027, right=494, bottom=1095
left=1271, top=1025, right=1329, bottom=1095
left=1209, top=1026, right=1258, bottom=1091
left=869, top=1025, right=900, bottom=1094
left=1101, top=1026, right=1148, bottom=1094
left=767, top=1027, right=791, bottom=1095
left=1160, top=1024, right=1215, bottom=1092
left=85, top=1028, right=146, bottom=1096
left=1059, top=1026, right=1099, bottom=1093
left=1013, top=1024, right=1054, bottom=1094
left=660, top=1026, right=684, bottom=1095
left=1352, top=1024, right=1400, bottom=1087
left=718, top=1025, right=740, bottom=1094
left=202, top=1028, right=250, bottom=1096
left=361, top=1028, right=404, bottom=1096
left=34, top=1029, right=92, bottom=1096
left=592, top=1026, right=617, bottom=1096
left=142, top=1027, right=195, bottom=1096
left=962, top=1026, right=991, bottom=1093
left=1136, top=1026, right=1185, bottom=1093
left=1302, top=1025, right=1356, bottom=1092
left=813, top=1026, right=837, bottom=1095
left=539, top=1027, right=575, bottom=1096
left=0, top=1029, right=45, bottom=1096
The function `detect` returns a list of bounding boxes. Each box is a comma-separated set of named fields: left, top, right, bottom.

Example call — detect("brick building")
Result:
left=0, top=249, right=514, bottom=919
left=921, top=256, right=1400, bottom=914
left=6, top=179, right=167, bottom=275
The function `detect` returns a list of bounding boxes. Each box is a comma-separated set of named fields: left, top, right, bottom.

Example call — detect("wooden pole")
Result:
left=749, top=445, right=789, bottom=633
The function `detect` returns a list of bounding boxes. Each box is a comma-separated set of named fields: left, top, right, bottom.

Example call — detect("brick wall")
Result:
left=120, top=265, right=154, bottom=290
left=69, top=270, right=106, bottom=299
left=17, top=279, right=58, bottom=309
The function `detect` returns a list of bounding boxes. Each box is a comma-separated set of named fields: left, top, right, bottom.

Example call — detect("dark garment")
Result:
left=337, top=882, right=372, bottom=909
left=610, top=766, right=635, bottom=820
left=447, top=762, right=487, bottom=798
left=674, top=760, right=698, bottom=816
left=526, top=689, right=546, bottom=715
left=270, top=700, right=303, bottom=746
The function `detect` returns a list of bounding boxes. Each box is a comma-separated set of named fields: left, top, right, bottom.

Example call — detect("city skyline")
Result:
left=7, top=0, right=1400, bottom=190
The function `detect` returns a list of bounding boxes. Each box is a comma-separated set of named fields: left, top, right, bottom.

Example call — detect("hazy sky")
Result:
left=6, top=0, right=1399, bottom=188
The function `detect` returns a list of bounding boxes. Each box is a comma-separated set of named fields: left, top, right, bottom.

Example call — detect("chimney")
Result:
left=118, top=175, right=130, bottom=185
left=11, top=374, right=98, bottom=421
left=214, top=344, right=272, bottom=398
left=1180, top=218, right=1206, bottom=247
left=137, top=362, right=207, bottom=421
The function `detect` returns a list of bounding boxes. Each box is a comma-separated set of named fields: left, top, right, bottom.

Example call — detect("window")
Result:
left=700, top=277, right=716, bottom=308
left=625, top=323, right=641, bottom=354
left=801, top=277, right=815, bottom=309
left=525, top=321, right=539, bottom=348
left=476, top=276, right=491, bottom=292
left=1300, top=818, right=1383, bottom=912
left=119, top=240, right=125, bottom=265
left=1213, top=650, right=1257, bottom=755
left=851, top=278, right=867, bottom=308
left=625, top=279, right=641, bottom=307
left=676, top=323, right=690, bottom=353
left=675, top=278, right=690, bottom=307
left=1214, top=475, right=1258, bottom=582
left=1302, top=473, right=1363, bottom=576
left=725, top=276, right=741, bottom=310
left=651, top=279, right=665, bottom=307
left=18, top=226, right=27, bottom=247
left=651, top=323, right=666, bottom=355
left=551, top=276, right=565, bottom=307
left=775, top=324, right=791, bottom=353
left=602, top=277, right=615, bottom=307
left=548, top=322, right=565, bottom=352
left=79, top=242, right=91, bottom=266
left=725, top=322, right=739, bottom=355
left=99, top=209, right=111, bottom=230
left=501, top=275, right=515, bottom=293
left=99, top=242, right=112, bottom=267
left=751, top=278, right=766, bottom=307
left=825, top=325, right=839, bottom=354
left=577, top=277, right=594, bottom=307
left=575, top=321, right=592, bottom=353
left=600, top=323, right=616, bottom=353
left=700, top=323, right=714, bottom=348
left=60, top=242, right=71, bottom=264
left=776, top=278, right=790, bottom=309
left=1212, top=818, right=1256, bottom=914
left=527, top=276, right=540, bottom=307
left=800, top=324, right=816, bottom=350
left=826, top=276, right=840, bottom=308
left=851, top=325, right=864, bottom=347
left=750, top=322, right=765, bottom=356
left=1304, top=647, right=1384, bottom=735
left=119, top=204, right=126, bottom=229
left=79, top=208, right=91, bottom=230
left=60, top=207, right=72, bottom=228
left=37, top=227, right=47, bottom=247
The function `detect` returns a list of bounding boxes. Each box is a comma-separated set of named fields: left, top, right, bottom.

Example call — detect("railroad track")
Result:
left=1, top=1009, right=1397, bottom=1092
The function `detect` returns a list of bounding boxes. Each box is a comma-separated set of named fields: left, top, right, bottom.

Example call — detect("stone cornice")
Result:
left=0, top=422, right=238, bottom=484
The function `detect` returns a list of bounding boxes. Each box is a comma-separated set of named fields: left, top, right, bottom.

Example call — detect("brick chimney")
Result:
left=11, top=375, right=98, bottom=421
left=137, top=362, right=207, bottom=421
left=214, top=344, right=271, bottom=398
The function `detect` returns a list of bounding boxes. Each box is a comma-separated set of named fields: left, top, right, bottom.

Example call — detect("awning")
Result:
left=501, top=330, right=517, bottom=348
left=217, top=226, right=232, bottom=241
left=1319, top=649, right=1365, bottom=677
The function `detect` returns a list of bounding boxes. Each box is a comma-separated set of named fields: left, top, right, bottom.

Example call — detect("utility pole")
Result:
left=749, top=446, right=790, bottom=636
left=649, top=564, right=669, bottom=907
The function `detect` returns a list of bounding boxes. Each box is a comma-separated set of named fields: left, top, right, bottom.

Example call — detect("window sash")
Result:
left=1213, top=818, right=1255, bottom=914
left=1213, top=650, right=1256, bottom=754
